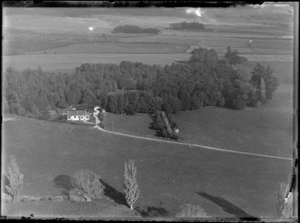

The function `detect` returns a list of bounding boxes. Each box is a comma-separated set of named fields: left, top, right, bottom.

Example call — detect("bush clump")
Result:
left=175, top=204, right=208, bottom=218
left=5, top=156, right=24, bottom=202
left=124, top=159, right=140, bottom=210
left=276, top=182, right=293, bottom=218
left=69, top=169, right=104, bottom=202
left=225, top=46, right=248, bottom=65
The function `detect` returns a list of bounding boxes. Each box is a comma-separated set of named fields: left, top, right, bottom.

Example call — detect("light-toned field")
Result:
left=3, top=54, right=190, bottom=71
left=3, top=5, right=294, bottom=70
left=25, top=43, right=189, bottom=55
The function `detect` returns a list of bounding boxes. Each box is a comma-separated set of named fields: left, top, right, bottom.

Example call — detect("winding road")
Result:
left=93, top=126, right=293, bottom=161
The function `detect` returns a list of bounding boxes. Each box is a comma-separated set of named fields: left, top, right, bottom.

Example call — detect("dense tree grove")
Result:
left=169, top=22, right=205, bottom=30
left=150, top=111, right=179, bottom=140
left=112, top=25, right=160, bottom=34
left=4, top=47, right=279, bottom=120
left=250, top=63, right=279, bottom=102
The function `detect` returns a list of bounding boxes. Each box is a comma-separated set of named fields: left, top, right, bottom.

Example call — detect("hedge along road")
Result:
left=93, top=126, right=293, bottom=162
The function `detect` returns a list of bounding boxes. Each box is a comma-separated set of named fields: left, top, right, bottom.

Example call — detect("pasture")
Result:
left=4, top=198, right=138, bottom=218
left=24, top=43, right=189, bottom=55
left=2, top=115, right=292, bottom=218
left=2, top=6, right=295, bottom=219
left=3, top=54, right=190, bottom=71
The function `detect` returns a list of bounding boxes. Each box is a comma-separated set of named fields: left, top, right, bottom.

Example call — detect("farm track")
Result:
left=93, top=126, right=293, bottom=161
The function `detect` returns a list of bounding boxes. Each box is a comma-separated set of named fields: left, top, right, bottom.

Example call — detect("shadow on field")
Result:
left=100, top=179, right=128, bottom=207
left=135, top=206, right=170, bottom=217
left=53, top=175, right=73, bottom=196
left=197, top=192, right=260, bottom=221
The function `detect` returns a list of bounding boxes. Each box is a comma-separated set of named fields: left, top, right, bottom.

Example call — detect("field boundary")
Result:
left=93, top=126, right=292, bottom=161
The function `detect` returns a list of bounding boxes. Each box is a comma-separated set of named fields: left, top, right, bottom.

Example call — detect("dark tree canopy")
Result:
left=169, top=22, right=205, bottom=30
left=4, top=47, right=279, bottom=120
left=112, top=25, right=160, bottom=34
left=224, top=46, right=248, bottom=65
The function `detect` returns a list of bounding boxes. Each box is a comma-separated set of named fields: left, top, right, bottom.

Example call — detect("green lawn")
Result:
left=2, top=114, right=292, bottom=218
left=3, top=199, right=139, bottom=219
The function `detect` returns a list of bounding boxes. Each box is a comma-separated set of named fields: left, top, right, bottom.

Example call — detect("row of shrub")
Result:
left=112, top=25, right=160, bottom=34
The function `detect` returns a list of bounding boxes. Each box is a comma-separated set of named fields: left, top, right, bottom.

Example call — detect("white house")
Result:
left=67, top=110, right=91, bottom=122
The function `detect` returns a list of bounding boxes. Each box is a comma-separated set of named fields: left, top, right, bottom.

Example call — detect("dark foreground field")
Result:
left=2, top=114, right=292, bottom=219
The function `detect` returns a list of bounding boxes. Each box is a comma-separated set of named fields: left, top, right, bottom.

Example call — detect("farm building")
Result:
left=67, top=110, right=91, bottom=121
left=61, top=106, right=76, bottom=115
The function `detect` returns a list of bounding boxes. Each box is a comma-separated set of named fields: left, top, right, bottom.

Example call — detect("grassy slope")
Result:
left=3, top=199, right=139, bottom=219
left=2, top=115, right=292, bottom=218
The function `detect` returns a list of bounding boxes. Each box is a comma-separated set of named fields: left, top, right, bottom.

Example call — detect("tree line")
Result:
left=112, top=25, right=160, bottom=34
left=4, top=47, right=279, bottom=120
left=169, top=22, right=205, bottom=30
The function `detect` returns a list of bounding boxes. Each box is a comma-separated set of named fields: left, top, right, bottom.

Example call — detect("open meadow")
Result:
left=2, top=4, right=296, bottom=220
left=2, top=114, right=293, bottom=218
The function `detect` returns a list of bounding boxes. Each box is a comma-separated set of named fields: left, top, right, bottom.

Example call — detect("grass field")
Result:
left=2, top=6, right=295, bottom=219
left=25, top=42, right=189, bottom=55
left=3, top=54, right=190, bottom=71
left=2, top=115, right=293, bottom=218
left=3, top=198, right=139, bottom=218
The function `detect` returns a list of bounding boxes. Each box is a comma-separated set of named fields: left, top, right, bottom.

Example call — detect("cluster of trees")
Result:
left=224, top=46, right=248, bottom=65
left=250, top=63, right=279, bottom=102
left=5, top=155, right=140, bottom=210
left=112, top=25, right=160, bottom=34
left=150, top=111, right=178, bottom=140
left=4, top=47, right=279, bottom=120
left=169, top=22, right=205, bottom=30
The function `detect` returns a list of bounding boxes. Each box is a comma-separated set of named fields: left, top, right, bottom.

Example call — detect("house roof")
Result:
left=67, top=110, right=91, bottom=116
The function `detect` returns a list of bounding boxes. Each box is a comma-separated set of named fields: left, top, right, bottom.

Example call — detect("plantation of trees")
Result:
left=4, top=47, right=279, bottom=120
left=169, top=22, right=205, bottom=30
left=112, top=25, right=160, bottom=34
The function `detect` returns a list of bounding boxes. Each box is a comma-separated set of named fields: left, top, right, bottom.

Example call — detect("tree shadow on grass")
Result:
left=53, top=175, right=73, bottom=196
left=135, top=206, right=170, bottom=217
left=100, top=179, right=128, bottom=207
left=197, top=192, right=260, bottom=221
